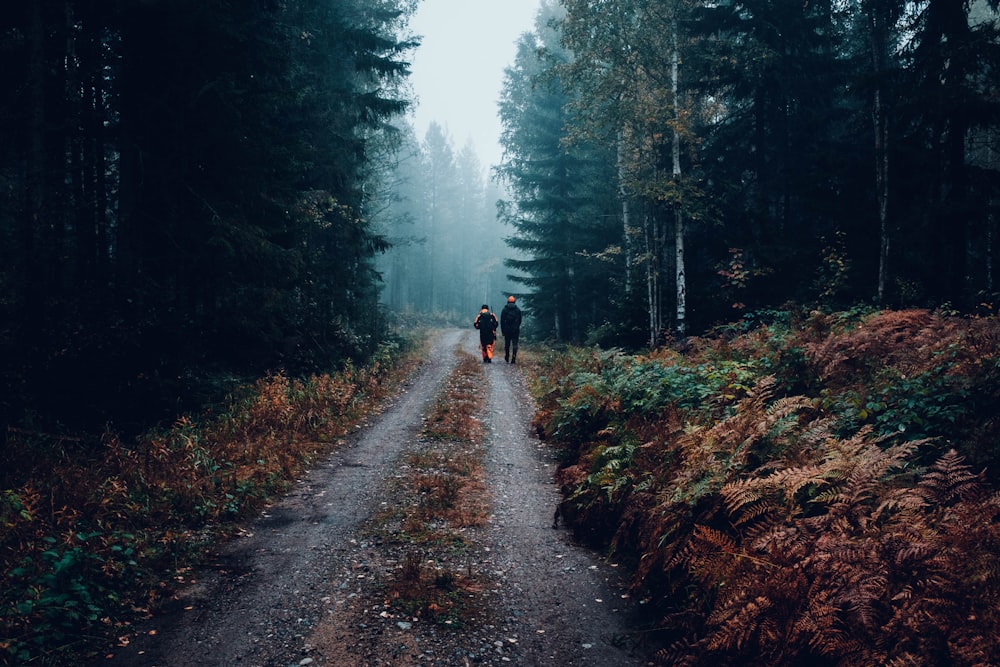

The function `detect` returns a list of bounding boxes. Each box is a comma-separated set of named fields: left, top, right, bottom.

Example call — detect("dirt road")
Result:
left=99, top=330, right=644, bottom=666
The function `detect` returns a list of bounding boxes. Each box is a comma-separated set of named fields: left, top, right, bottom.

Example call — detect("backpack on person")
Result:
left=477, top=311, right=496, bottom=340
left=501, top=303, right=521, bottom=335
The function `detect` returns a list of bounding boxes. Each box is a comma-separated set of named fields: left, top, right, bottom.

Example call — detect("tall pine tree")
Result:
left=497, top=1, right=621, bottom=342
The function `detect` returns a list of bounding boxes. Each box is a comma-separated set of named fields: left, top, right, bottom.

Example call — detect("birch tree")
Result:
left=561, top=0, right=699, bottom=343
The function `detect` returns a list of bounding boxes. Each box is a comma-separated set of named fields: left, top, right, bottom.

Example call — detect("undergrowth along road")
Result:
left=96, top=329, right=644, bottom=666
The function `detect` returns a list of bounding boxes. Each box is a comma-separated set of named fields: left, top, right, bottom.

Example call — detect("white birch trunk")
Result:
left=870, top=4, right=891, bottom=304
left=672, top=16, right=686, bottom=337
left=618, top=131, right=633, bottom=293
left=645, top=211, right=656, bottom=346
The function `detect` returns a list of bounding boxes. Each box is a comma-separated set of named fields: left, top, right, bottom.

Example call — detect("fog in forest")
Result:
left=371, top=119, right=517, bottom=324
left=373, top=0, right=540, bottom=325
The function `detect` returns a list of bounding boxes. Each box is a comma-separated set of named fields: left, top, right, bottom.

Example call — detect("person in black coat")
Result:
left=500, top=295, right=522, bottom=363
left=474, top=304, right=499, bottom=363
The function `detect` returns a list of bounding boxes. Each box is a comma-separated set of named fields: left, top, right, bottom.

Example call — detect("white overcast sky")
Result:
left=406, top=0, right=542, bottom=172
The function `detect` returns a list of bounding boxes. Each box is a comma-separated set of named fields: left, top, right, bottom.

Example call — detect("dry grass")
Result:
left=0, top=341, right=419, bottom=665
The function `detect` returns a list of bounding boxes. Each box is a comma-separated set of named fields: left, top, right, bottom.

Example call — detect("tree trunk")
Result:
left=989, top=209, right=996, bottom=293
left=871, top=15, right=891, bottom=303
left=116, top=3, right=145, bottom=307
left=671, top=15, right=686, bottom=337
left=644, top=211, right=652, bottom=344
left=644, top=208, right=661, bottom=346
left=618, top=130, right=633, bottom=293
left=25, top=0, right=46, bottom=320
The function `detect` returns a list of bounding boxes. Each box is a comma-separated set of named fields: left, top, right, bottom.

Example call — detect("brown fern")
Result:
left=659, top=427, right=1000, bottom=666
left=804, top=309, right=976, bottom=386
left=705, top=595, right=776, bottom=652
left=533, top=313, right=1000, bottom=667
left=915, top=448, right=984, bottom=505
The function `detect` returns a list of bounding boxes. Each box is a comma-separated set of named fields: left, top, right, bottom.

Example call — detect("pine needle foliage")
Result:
left=527, top=308, right=1000, bottom=665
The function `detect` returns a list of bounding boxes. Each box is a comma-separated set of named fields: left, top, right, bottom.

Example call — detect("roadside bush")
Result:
left=0, top=340, right=414, bottom=666
left=529, top=308, right=1000, bottom=666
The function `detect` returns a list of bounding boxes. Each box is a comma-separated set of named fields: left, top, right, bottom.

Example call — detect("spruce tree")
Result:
left=497, top=2, right=621, bottom=342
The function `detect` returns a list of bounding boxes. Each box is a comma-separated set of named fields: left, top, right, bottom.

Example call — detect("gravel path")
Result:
left=96, top=329, right=645, bottom=666
left=480, top=341, right=639, bottom=665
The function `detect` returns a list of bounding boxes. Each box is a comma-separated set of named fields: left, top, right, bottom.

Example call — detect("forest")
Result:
left=3, top=0, right=1000, bottom=429
left=493, top=0, right=1000, bottom=345
left=2, top=0, right=1000, bottom=664
left=0, top=0, right=421, bottom=435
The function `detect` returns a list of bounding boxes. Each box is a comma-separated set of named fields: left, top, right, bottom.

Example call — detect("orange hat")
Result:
left=507, top=295, right=516, bottom=303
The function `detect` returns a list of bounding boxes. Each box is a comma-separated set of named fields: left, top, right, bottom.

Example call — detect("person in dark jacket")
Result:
left=500, top=295, right=522, bottom=363
left=474, top=304, right=499, bottom=363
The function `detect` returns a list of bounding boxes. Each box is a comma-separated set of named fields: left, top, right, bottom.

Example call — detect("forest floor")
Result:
left=93, top=329, right=649, bottom=666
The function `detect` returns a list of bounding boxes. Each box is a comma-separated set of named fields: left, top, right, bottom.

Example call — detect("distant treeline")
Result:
left=0, top=1, right=416, bottom=432
left=496, top=0, right=1000, bottom=346
left=372, top=122, right=516, bottom=324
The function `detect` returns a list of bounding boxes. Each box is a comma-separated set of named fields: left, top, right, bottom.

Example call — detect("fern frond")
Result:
left=672, top=524, right=740, bottom=585
left=794, top=587, right=850, bottom=653
left=731, top=499, right=778, bottom=527
left=946, top=627, right=1000, bottom=667
left=705, top=595, right=773, bottom=652
left=651, top=637, right=703, bottom=667
left=766, top=464, right=831, bottom=501
left=917, top=448, right=983, bottom=505
left=845, top=571, right=889, bottom=631
left=811, top=483, right=844, bottom=506
left=822, top=438, right=921, bottom=519
left=748, top=522, right=809, bottom=558
left=691, top=524, right=738, bottom=554
left=805, top=309, right=946, bottom=382
left=874, top=485, right=929, bottom=517
left=796, top=416, right=838, bottom=452
left=720, top=477, right=763, bottom=516
left=892, top=543, right=936, bottom=568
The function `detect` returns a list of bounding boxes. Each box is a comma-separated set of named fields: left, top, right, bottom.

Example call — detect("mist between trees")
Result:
left=370, top=121, right=517, bottom=327
left=1, top=0, right=999, bottom=435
